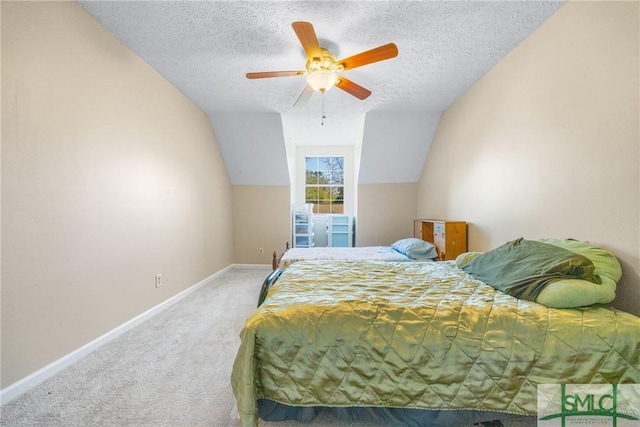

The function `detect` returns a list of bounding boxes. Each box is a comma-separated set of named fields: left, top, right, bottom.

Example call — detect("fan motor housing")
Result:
left=306, top=48, right=344, bottom=73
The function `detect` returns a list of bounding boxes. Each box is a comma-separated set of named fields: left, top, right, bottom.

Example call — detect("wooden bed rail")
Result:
left=271, top=242, right=290, bottom=270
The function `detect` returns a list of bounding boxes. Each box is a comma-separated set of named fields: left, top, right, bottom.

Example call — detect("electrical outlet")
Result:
left=258, top=248, right=264, bottom=255
left=155, top=274, right=162, bottom=288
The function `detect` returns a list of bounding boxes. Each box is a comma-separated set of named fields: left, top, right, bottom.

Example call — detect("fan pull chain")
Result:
left=321, top=90, right=326, bottom=126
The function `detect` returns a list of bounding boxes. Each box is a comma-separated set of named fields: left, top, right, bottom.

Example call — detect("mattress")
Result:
left=278, top=246, right=413, bottom=270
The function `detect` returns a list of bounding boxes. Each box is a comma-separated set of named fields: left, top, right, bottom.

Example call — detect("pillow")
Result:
left=534, top=239, right=620, bottom=308
left=534, top=277, right=616, bottom=308
left=391, top=238, right=438, bottom=260
left=455, top=251, right=483, bottom=268
left=537, top=238, right=621, bottom=282
left=461, top=238, right=601, bottom=302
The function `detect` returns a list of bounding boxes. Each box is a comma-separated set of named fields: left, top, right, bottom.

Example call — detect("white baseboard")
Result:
left=0, top=265, right=234, bottom=405
left=231, top=263, right=273, bottom=270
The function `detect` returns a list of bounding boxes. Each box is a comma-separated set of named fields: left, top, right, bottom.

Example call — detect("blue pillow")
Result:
left=391, top=238, right=438, bottom=260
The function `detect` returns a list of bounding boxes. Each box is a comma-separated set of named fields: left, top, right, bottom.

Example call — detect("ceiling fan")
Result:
left=246, top=21, right=398, bottom=107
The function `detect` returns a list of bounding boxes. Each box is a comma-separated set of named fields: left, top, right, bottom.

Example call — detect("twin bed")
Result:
left=272, top=238, right=440, bottom=270
left=233, top=238, right=640, bottom=426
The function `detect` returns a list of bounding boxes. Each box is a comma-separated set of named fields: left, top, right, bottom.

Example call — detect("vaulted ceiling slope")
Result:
left=78, top=1, right=565, bottom=185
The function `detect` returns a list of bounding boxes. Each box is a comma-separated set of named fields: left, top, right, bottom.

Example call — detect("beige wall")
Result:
left=357, top=183, right=417, bottom=246
left=1, top=2, right=233, bottom=388
left=232, top=183, right=417, bottom=257
left=232, top=186, right=291, bottom=265
left=417, top=1, right=639, bottom=316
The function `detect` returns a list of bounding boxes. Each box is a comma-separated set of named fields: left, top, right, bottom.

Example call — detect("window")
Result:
left=305, top=157, right=344, bottom=214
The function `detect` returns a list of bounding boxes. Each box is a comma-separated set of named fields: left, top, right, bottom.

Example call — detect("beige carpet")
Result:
left=1, top=267, right=269, bottom=427
left=1, top=266, right=535, bottom=427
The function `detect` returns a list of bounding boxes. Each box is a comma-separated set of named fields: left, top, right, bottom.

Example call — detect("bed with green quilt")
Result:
left=231, top=239, right=640, bottom=426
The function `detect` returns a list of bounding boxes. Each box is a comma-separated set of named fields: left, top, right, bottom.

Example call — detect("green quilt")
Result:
left=231, top=260, right=640, bottom=427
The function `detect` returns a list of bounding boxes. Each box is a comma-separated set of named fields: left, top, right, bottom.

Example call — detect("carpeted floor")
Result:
left=1, top=267, right=268, bottom=427
left=1, top=266, right=536, bottom=427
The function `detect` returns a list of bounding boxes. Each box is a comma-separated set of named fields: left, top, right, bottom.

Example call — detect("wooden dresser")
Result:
left=414, top=219, right=467, bottom=261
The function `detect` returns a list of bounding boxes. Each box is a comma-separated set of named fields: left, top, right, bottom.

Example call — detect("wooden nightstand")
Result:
left=414, top=219, right=467, bottom=261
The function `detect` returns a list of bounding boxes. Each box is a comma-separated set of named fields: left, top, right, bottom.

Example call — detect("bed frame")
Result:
left=271, top=242, right=290, bottom=270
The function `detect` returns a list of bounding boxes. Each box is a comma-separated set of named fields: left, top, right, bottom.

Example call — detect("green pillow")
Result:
left=461, top=238, right=600, bottom=301
left=455, top=251, right=482, bottom=268
left=535, top=277, right=616, bottom=308
left=538, top=238, right=621, bottom=282
left=535, top=239, right=619, bottom=308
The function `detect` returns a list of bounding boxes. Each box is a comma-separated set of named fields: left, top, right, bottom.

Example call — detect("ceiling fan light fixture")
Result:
left=307, top=70, right=338, bottom=93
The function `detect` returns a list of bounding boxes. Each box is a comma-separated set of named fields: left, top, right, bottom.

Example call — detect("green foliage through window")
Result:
left=305, top=157, right=344, bottom=214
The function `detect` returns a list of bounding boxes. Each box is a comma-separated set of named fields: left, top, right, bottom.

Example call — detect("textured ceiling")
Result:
left=77, top=1, right=565, bottom=180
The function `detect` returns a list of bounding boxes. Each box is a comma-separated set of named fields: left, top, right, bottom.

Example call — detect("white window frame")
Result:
left=295, top=146, right=354, bottom=216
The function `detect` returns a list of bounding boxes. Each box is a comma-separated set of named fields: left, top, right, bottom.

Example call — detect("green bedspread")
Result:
left=231, top=260, right=640, bottom=427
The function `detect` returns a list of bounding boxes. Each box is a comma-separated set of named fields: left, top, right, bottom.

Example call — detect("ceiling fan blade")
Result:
left=335, top=77, right=371, bottom=100
left=337, top=43, right=398, bottom=71
left=246, top=71, right=305, bottom=79
left=292, top=21, right=321, bottom=60
left=293, top=84, right=315, bottom=107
